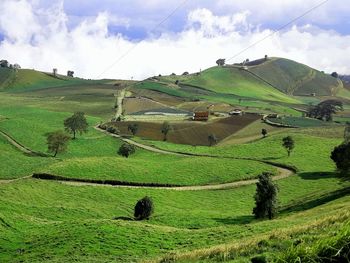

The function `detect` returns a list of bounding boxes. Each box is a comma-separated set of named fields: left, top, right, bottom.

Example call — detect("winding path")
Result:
left=41, top=126, right=295, bottom=191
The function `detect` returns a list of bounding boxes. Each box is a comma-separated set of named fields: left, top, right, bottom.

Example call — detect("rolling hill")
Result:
left=157, top=57, right=346, bottom=103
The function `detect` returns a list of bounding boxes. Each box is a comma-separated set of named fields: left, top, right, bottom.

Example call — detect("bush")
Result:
left=118, top=143, right=135, bottom=158
left=106, top=126, right=120, bottom=135
left=251, top=255, right=267, bottom=263
left=134, top=196, right=154, bottom=220
left=331, top=142, right=350, bottom=175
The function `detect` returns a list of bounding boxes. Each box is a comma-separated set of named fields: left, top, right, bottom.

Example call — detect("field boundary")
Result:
left=31, top=166, right=292, bottom=191
left=0, top=129, right=49, bottom=157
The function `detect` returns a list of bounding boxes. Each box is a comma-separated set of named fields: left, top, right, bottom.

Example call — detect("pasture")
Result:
left=0, top=65, right=350, bottom=262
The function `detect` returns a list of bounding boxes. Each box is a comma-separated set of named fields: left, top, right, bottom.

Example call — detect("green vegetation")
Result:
left=1, top=58, right=350, bottom=262
left=46, top=130, right=71, bottom=157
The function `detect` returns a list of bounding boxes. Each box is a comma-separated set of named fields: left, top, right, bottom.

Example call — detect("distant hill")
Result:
left=340, top=75, right=350, bottom=89
left=247, top=58, right=343, bottom=96
left=158, top=57, right=347, bottom=103
left=0, top=68, right=102, bottom=92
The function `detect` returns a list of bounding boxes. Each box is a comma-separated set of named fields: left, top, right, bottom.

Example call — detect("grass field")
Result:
left=1, top=60, right=350, bottom=262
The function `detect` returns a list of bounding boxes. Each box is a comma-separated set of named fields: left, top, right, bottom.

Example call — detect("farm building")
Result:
left=229, top=109, right=243, bottom=116
left=192, top=111, right=209, bottom=121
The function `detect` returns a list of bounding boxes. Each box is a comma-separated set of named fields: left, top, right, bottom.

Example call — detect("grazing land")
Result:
left=1, top=57, right=350, bottom=262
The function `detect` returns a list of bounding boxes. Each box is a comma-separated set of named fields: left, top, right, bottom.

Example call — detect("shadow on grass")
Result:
left=297, top=172, right=336, bottom=180
left=213, top=215, right=255, bottom=225
left=279, top=186, right=350, bottom=214
left=113, top=216, right=134, bottom=221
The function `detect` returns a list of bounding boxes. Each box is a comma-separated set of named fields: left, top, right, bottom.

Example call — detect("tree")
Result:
left=118, top=143, right=135, bottom=158
left=216, top=59, right=225, bottom=66
left=64, top=112, right=89, bottom=139
left=208, top=134, right=218, bottom=146
left=253, top=172, right=278, bottom=220
left=0, top=60, right=9, bottom=68
left=128, top=123, right=139, bottom=136
left=134, top=196, right=154, bottom=220
left=182, top=72, right=189, bottom=76
left=161, top=121, right=171, bottom=141
left=331, top=72, right=339, bottom=78
left=46, top=131, right=70, bottom=157
left=307, top=100, right=343, bottom=121
left=261, top=129, right=267, bottom=138
left=331, top=142, right=350, bottom=176
left=282, top=136, right=295, bottom=157
left=67, top=70, right=74, bottom=77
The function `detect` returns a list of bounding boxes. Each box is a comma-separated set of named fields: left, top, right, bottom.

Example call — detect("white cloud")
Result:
left=0, top=1, right=349, bottom=81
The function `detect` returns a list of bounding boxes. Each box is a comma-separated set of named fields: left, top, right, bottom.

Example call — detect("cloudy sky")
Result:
left=0, top=0, right=349, bottom=80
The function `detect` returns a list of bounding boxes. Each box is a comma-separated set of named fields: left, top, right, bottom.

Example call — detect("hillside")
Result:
left=157, top=57, right=346, bottom=102
left=248, top=58, right=343, bottom=96
left=0, top=68, right=102, bottom=92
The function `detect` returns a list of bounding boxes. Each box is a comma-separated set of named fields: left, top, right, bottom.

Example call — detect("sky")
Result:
left=0, top=0, right=349, bottom=80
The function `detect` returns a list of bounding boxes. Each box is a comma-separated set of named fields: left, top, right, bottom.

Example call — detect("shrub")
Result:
left=118, top=143, right=135, bottom=158
left=106, top=126, right=120, bottom=135
left=134, top=196, right=154, bottom=220
left=253, top=172, right=278, bottom=220
left=331, top=142, right=350, bottom=176
left=251, top=255, right=267, bottom=263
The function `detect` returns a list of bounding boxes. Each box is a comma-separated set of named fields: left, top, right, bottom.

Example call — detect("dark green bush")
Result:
left=134, top=196, right=154, bottom=220
left=118, top=143, right=135, bottom=158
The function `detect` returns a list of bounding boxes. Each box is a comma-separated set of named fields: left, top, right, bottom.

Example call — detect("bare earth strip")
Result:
left=60, top=167, right=292, bottom=191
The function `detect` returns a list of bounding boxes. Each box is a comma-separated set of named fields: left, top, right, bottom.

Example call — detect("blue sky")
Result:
left=0, top=0, right=349, bottom=79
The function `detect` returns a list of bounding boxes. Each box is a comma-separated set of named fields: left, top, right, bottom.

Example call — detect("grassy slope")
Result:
left=0, top=176, right=349, bottom=262
left=180, top=66, right=300, bottom=103
left=135, top=129, right=342, bottom=173
left=249, top=58, right=342, bottom=96
left=0, top=105, right=276, bottom=185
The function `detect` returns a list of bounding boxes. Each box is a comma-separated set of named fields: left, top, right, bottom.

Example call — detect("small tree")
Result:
left=331, top=142, right=350, bottom=176
left=46, top=131, right=70, bottom=157
left=208, top=134, right=218, bottom=146
left=331, top=72, right=339, bottom=78
left=118, top=143, right=135, bottom=158
left=261, top=129, right=267, bottom=138
left=64, top=112, right=89, bottom=139
left=161, top=121, right=171, bottom=141
left=128, top=123, right=139, bottom=136
left=253, top=172, right=278, bottom=220
left=216, top=59, right=225, bottom=66
left=134, top=196, right=154, bottom=220
left=282, top=136, right=295, bottom=157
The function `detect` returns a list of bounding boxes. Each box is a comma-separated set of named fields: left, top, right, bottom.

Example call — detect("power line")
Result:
left=96, top=0, right=190, bottom=79
left=226, top=0, right=330, bottom=63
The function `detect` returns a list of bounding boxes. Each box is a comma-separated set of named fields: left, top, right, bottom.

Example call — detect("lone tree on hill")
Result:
left=331, top=72, right=339, bottom=78
left=253, top=172, right=278, bottom=220
left=216, top=58, right=225, bottom=66
left=46, top=131, right=70, bottom=157
left=282, top=136, right=295, bottom=157
left=307, top=100, right=343, bottom=121
left=64, top=112, right=89, bottom=139
left=161, top=121, right=171, bottom=141
left=134, top=196, right=154, bottom=220
left=331, top=142, right=350, bottom=176
left=118, top=143, right=135, bottom=158
left=128, top=123, right=139, bottom=136
left=261, top=128, right=268, bottom=138
left=208, top=134, right=218, bottom=146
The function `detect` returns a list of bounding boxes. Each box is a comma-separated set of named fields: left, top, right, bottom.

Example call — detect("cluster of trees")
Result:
left=46, top=112, right=88, bottom=157
left=307, top=100, right=343, bottom=121
left=0, top=59, right=21, bottom=69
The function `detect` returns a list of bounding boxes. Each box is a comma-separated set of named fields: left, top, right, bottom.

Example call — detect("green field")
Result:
left=1, top=59, right=350, bottom=262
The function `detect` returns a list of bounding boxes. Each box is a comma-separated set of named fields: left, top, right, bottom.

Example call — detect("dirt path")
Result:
left=115, top=89, right=126, bottom=120
left=0, top=176, right=32, bottom=185
left=57, top=166, right=292, bottom=191
left=0, top=130, right=48, bottom=157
